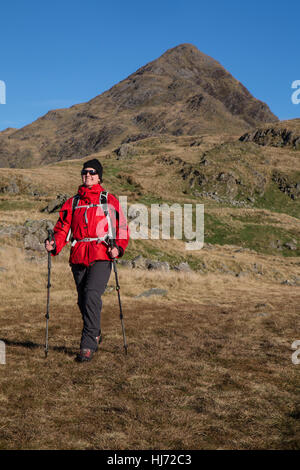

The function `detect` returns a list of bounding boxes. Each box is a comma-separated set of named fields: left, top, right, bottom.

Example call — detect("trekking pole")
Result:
left=45, top=229, right=54, bottom=358
left=109, top=239, right=128, bottom=355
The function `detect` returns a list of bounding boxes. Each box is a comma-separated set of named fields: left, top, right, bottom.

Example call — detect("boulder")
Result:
left=42, top=194, right=71, bottom=213
left=0, top=180, right=20, bottom=194
left=148, top=261, right=170, bottom=271
left=135, top=288, right=168, bottom=298
left=23, top=219, right=54, bottom=251
left=284, top=242, right=297, bottom=250
left=132, top=255, right=150, bottom=269
left=0, top=225, right=26, bottom=238
left=173, top=262, right=192, bottom=272
left=118, top=259, right=133, bottom=268
left=114, top=143, right=139, bottom=159
left=24, top=234, right=45, bottom=252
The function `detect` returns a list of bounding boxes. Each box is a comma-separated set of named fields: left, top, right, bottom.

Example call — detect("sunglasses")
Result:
left=81, top=169, right=98, bottom=176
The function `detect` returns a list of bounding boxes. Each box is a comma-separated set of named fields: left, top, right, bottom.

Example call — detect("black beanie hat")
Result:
left=82, top=159, right=103, bottom=181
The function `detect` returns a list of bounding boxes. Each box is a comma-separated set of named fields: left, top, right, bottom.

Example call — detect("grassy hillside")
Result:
left=2, top=133, right=299, bottom=259
left=0, top=134, right=299, bottom=449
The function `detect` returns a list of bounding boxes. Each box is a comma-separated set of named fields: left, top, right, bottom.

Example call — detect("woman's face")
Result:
left=81, top=167, right=100, bottom=188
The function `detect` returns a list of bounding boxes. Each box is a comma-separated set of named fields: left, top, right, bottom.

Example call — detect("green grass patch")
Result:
left=231, top=213, right=279, bottom=225
left=136, top=194, right=165, bottom=206
left=104, top=165, right=122, bottom=177
left=204, top=212, right=300, bottom=256
left=0, top=199, right=40, bottom=211
left=238, top=224, right=300, bottom=256
left=123, top=206, right=299, bottom=258
left=254, top=182, right=300, bottom=219
left=204, top=213, right=234, bottom=245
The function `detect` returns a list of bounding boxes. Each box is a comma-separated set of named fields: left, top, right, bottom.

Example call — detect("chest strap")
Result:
left=71, top=235, right=109, bottom=247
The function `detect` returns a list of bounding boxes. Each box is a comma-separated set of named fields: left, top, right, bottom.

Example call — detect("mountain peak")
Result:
left=164, top=43, right=201, bottom=54
left=133, top=43, right=220, bottom=79
left=162, top=43, right=212, bottom=58
left=0, top=44, right=278, bottom=167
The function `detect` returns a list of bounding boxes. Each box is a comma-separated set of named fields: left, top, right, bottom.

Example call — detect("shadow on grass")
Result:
left=0, top=337, right=116, bottom=357
left=0, top=337, right=77, bottom=356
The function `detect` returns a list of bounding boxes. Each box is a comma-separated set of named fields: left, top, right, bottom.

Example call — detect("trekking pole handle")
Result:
left=47, top=229, right=54, bottom=243
left=106, top=235, right=116, bottom=249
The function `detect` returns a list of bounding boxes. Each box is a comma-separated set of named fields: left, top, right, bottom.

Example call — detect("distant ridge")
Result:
left=0, top=43, right=278, bottom=168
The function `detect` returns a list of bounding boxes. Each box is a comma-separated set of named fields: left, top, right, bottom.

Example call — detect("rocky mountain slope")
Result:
left=0, top=43, right=278, bottom=168
left=240, top=119, right=300, bottom=149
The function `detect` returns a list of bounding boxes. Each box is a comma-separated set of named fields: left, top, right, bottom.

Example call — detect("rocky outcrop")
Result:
left=0, top=180, right=20, bottom=194
left=239, top=127, right=300, bottom=149
left=147, top=261, right=170, bottom=271
left=114, top=143, right=139, bottom=160
left=0, top=224, right=26, bottom=238
left=272, top=171, right=300, bottom=200
left=0, top=176, right=45, bottom=196
left=23, top=219, right=54, bottom=252
left=173, top=262, right=193, bottom=272
left=156, top=143, right=268, bottom=204
left=135, top=288, right=168, bottom=298
left=119, top=255, right=192, bottom=273
left=42, top=194, right=71, bottom=213
left=0, top=219, right=54, bottom=252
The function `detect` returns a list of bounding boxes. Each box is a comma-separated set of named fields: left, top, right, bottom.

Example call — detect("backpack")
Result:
left=66, top=191, right=111, bottom=243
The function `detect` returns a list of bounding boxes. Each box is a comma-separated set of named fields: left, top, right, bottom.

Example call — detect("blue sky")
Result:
left=0, top=0, right=299, bottom=131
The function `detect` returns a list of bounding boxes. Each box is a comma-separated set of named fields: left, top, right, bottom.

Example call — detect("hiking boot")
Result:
left=76, top=348, right=95, bottom=362
left=95, top=332, right=102, bottom=352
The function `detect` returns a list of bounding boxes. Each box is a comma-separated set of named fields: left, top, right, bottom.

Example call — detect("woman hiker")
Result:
left=45, top=159, right=129, bottom=362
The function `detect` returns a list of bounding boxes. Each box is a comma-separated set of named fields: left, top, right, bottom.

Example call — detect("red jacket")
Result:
left=52, top=184, right=129, bottom=266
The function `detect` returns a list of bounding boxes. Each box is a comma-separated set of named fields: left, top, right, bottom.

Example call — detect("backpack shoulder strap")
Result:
left=72, top=194, right=80, bottom=213
left=100, top=191, right=115, bottom=240
left=66, top=194, right=80, bottom=242
left=100, top=191, right=108, bottom=215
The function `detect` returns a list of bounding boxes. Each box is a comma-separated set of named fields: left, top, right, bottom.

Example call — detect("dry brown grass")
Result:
left=0, top=247, right=299, bottom=450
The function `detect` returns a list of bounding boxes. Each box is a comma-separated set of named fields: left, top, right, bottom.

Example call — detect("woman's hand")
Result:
left=45, top=240, right=55, bottom=252
left=107, top=246, right=119, bottom=258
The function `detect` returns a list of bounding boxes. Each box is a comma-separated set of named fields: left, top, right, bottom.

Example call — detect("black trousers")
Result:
left=71, top=261, right=112, bottom=350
